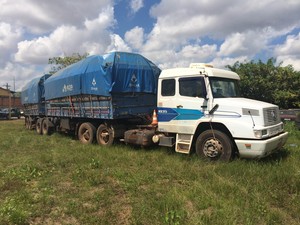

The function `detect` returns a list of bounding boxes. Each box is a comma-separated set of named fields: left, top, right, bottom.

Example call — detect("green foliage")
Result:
left=164, top=209, right=183, bottom=225
left=0, top=197, right=29, bottom=225
left=48, top=52, right=89, bottom=74
left=227, top=58, right=300, bottom=108
left=0, top=120, right=300, bottom=224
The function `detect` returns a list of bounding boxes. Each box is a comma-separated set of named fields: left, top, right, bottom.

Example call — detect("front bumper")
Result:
left=235, top=132, right=289, bottom=159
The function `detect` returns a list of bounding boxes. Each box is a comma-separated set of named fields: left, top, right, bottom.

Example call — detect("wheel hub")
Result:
left=83, top=130, right=90, bottom=140
left=203, top=139, right=223, bottom=158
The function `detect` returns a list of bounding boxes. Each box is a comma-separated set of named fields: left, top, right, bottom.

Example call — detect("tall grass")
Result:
left=0, top=120, right=299, bottom=224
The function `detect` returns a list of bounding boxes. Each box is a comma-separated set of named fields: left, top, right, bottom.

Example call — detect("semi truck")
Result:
left=21, top=52, right=288, bottom=161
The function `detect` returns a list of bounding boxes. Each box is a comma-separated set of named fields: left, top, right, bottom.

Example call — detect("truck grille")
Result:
left=263, top=107, right=280, bottom=126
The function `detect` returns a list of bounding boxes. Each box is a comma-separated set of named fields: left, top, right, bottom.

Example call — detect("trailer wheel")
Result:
left=195, top=130, right=233, bottom=161
left=36, top=118, right=43, bottom=135
left=96, top=124, right=114, bottom=146
left=42, top=118, right=52, bottom=135
left=78, top=122, right=96, bottom=144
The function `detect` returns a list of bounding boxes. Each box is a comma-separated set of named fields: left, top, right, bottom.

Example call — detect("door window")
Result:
left=179, top=77, right=205, bottom=98
left=161, top=79, right=175, bottom=96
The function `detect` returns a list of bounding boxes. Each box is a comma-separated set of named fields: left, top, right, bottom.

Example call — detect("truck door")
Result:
left=158, top=76, right=206, bottom=134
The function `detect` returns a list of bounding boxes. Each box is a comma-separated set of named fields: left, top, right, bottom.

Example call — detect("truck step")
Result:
left=175, top=134, right=193, bottom=154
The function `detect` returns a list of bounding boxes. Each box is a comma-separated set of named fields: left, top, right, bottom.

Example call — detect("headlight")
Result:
left=253, top=129, right=268, bottom=138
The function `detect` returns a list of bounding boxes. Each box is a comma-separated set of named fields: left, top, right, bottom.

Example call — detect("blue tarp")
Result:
left=44, top=52, right=161, bottom=100
left=21, top=74, right=51, bottom=104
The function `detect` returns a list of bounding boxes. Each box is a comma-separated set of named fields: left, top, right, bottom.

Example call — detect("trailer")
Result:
left=21, top=74, right=51, bottom=128
left=22, top=53, right=288, bottom=161
left=22, top=52, right=160, bottom=145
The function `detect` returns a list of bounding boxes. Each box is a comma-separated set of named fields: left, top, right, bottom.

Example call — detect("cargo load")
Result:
left=21, top=74, right=51, bottom=104
left=44, top=52, right=161, bottom=120
left=44, top=52, right=160, bottom=100
left=21, top=74, right=51, bottom=116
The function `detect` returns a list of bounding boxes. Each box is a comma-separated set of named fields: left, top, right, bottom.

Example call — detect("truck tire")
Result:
left=36, top=118, right=43, bottom=135
left=78, top=122, right=96, bottom=144
left=195, top=130, right=233, bottom=161
left=96, top=124, right=114, bottom=146
left=42, top=118, right=52, bottom=135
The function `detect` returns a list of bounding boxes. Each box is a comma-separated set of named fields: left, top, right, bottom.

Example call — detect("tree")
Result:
left=227, top=58, right=300, bottom=109
left=48, top=53, right=89, bottom=74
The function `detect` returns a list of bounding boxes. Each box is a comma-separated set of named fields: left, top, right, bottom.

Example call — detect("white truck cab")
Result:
left=156, top=64, right=288, bottom=160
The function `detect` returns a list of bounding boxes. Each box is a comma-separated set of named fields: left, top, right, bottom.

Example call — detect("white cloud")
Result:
left=142, top=43, right=218, bottom=69
left=274, top=32, right=300, bottom=56
left=150, top=0, right=300, bottom=37
left=275, top=32, right=300, bottom=70
left=145, top=0, right=300, bottom=54
left=14, top=7, right=115, bottom=64
left=218, top=30, right=272, bottom=58
left=277, top=57, right=300, bottom=71
left=140, top=0, right=300, bottom=71
left=0, top=62, right=40, bottom=92
left=180, top=44, right=217, bottom=63
left=0, top=23, right=23, bottom=66
left=219, top=33, right=247, bottom=57
left=0, top=0, right=113, bottom=34
left=130, top=0, right=144, bottom=14
left=125, top=26, right=144, bottom=50
left=211, top=56, right=249, bottom=69
left=107, top=34, right=131, bottom=52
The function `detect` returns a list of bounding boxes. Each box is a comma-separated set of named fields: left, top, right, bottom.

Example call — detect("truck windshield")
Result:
left=210, top=77, right=241, bottom=98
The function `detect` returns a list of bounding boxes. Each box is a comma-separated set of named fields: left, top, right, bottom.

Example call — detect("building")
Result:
left=0, top=87, right=22, bottom=109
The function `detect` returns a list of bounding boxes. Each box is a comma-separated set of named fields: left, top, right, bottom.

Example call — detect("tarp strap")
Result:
left=90, top=95, right=93, bottom=117
left=69, top=96, right=75, bottom=115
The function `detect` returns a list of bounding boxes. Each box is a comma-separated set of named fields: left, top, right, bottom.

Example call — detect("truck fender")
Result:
left=193, top=122, right=238, bottom=156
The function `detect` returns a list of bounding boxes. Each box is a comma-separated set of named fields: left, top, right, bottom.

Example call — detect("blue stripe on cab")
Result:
left=157, top=107, right=204, bottom=122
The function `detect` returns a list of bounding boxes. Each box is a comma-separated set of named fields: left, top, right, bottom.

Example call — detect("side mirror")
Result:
left=209, top=104, right=219, bottom=115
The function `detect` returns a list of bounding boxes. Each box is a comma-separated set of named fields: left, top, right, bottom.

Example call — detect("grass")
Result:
left=0, top=119, right=299, bottom=225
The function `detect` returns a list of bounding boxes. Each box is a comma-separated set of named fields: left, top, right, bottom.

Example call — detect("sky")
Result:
left=1, top=0, right=300, bottom=91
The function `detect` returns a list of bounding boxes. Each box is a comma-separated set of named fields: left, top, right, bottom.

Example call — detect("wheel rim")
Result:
left=203, top=138, right=223, bottom=158
left=36, top=119, right=42, bottom=134
left=81, top=129, right=91, bottom=142
left=78, top=123, right=95, bottom=144
left=99, top=129, right=110, bottom=144
left=42, top=121, right=47, bottom=133
left=97, top=124, right=114, bottom=146
left=42, top=119, right=51, bottom=135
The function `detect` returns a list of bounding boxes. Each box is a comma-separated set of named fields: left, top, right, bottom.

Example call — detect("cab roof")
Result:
left=159, top=67, right=240, bottom=80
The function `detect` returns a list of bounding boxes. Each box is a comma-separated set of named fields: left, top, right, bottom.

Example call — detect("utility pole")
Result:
left=4, top=83, right=11, bottom=120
